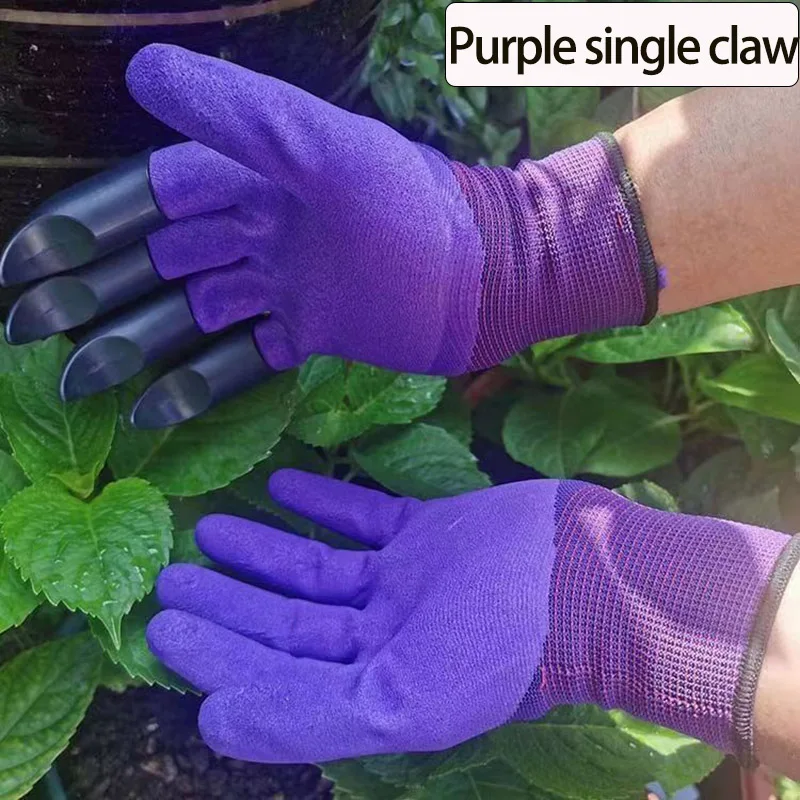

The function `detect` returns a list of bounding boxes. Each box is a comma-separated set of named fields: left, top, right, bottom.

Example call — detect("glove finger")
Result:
left=147, top=608, right=348, bottom=693
left=184, top=259, right=275, bottom=334
left=147, top=215, right=256, bottom=282
left=253, top=317, right=302, bottom=372
left=60, top=287, right=206, bottom=401
left=126, top=44, right=369, bottom=201
left=195, top=514, right=375, bottom=606
left=130, top=325, right=275, bottom=430
left=156, top=564, right=367, bottom=662
left=268, top=469, right=413, bottom=547
left=149, top=140, right=267, bottom=221
left=199, top=675, right=388, bottom=763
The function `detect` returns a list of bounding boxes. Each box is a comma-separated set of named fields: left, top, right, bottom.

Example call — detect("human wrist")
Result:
left=449, top=135, right=660, bottom=371
left=517, top=481, right=797, bottom=757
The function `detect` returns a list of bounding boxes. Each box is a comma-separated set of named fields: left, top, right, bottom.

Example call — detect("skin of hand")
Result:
left=614, top=81, right=800, bottom=315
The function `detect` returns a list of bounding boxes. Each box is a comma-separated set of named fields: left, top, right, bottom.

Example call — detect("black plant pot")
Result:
left=0, top=0, right=382, bottom=243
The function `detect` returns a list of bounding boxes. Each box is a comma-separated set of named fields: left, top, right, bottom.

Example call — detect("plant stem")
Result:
left=677, top=356, right=699, bottom=412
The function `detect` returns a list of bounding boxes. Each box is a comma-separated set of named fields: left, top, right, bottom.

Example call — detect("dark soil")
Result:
left=57, top=687, right=332, bottom=800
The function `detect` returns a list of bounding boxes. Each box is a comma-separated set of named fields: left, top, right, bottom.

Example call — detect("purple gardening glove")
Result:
left=125, top=43, right=658, bottom=375
left=148, top=470, right=798, bottom=765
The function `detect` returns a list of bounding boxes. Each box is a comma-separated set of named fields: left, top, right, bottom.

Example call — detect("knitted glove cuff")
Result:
left=513, top=482, right=794, bottom=758
left=733, top=533, right=800, bottom=766
left=450, top=134, right=661, bottom=371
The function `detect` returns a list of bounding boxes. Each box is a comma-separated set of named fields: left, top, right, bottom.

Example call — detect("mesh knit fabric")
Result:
left=513, top=482, right=789, bottom=753
left=450, top=137, right=650, bottom=370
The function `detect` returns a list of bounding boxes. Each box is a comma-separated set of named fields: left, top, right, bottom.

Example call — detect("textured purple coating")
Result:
left=148, top=471, right=787, bottom=763
left=127, top=44, right=651, bottom=375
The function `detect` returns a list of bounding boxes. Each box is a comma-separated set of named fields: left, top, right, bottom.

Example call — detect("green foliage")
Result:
left=503, top=378, right=680, bottom=478
left=570, top=304, right=755, bottom=364
left=0, top=337, right=116, bottom=497
left=353, top=423, right=490, bottom=498
left=110, top=371, right=298, bottom=496
left=777, top=776, right=800, bottom=799
left=289, top=357, right=445, bottom=447
left=2, top=478, right=172, bottom=648
left=0, top=634, right=101, bottom=799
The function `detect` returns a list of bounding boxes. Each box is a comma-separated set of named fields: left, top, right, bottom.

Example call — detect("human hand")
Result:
left=1, top=44, right=657, bottom=428
left=146, top=470, right=789, bottom=764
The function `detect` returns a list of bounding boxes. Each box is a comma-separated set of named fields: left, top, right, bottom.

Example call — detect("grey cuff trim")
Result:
left=594, top=131, right=660, bottom=325
left=732, top=533, right=800, bottom=768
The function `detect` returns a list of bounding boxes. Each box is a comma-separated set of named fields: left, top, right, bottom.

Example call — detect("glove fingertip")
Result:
left=198, top=688, right=248, bottom=758
left=145, top=609, right=183, bottom=659
left=253, top=318, right=300, bottom=371
left=126, top=43, right=182, bottom=102
left=267, top=468, right=312, bottom=505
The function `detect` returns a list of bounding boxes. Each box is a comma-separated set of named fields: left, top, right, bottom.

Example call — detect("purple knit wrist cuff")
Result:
left=512, top=483, right=796, bottom=759
left=450, top=134, right=660, bottom=371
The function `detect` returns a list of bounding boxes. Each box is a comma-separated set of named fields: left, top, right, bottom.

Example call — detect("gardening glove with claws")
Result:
left=3, top=43, right=659, bottom=426
left=147, top=470, right=798, bottom=765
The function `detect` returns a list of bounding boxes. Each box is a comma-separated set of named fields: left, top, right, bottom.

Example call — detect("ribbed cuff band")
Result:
left=595, top=132, right=660, bottom=324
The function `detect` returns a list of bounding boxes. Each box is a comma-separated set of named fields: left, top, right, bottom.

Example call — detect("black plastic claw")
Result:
left=0, top=152, right=166, bottom=286
left=6, top=241, right=163, bottom=344
left=131, top=326, right=274, bottom=429
left=60, top=288, right=204, bottom=401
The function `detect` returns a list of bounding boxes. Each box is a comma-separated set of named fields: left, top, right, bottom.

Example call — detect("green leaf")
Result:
left=767, top=308, right=800, bottom=384
left=609, top=711, right=722, bottom=796
left=570, top=305, right=755, bottom=364
left=169, top=527, right=213, bottom=568
left=0, top=337, right=116, bottom=497
left=727, top=407, right=800, bottom=461
left=90, top=592, right=191, bottom=693
left=525, top=87, right=600, bottom=156
left=110, top=372, right=297, bottom=496
left=323, top=761, right=404, bottom=800
left=491, top=707, right=720, bottom=800
left=414, top=761, right=556, bottom=799
left=466, top=86, right=488, bottom=112
left=353, top=423, right=491, bottom=499
left=735, top=286, right=800, bottom=343
left=777, top=776, right=800, bottom=800
left=362, top=736, right=494, bottom=786
left=420, top=383, right=472, bottom=447
left=0, top=337, right=35, bottom=376
left=229, top=437, right=327, bottom=537
left=0, top=633, right=101, bottom=800
left=615, top=480, right=678, bottom=512
left=719, top=485, right=783, bottom=529
left=290, top=358, right=445, bottom=448
left=546, top=117, right=607, bottom=150
left=503, top=379, right=680, bottom=478
left=679, top=447, right=751, bottom=517
left=639, top=86, right=694, bottom=112
left=93, top=528, right=208, bottom=687
left=411, top=11, right=442, bottom=49
left=0, top=454, right=26, bottom=509
left=0, top=497, right=39, bottom=637
left=699, top=354, right=800, bottom=424
left=2, top=478, right=172, bottom=648
left=414, top=51, right=440, bottom=81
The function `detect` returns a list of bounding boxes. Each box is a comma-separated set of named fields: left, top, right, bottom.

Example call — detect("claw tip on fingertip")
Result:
left=131, top=369, right=213, bottom=429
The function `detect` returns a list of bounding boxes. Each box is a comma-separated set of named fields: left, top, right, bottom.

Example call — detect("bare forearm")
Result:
left=615, top=84, right=800, bottom=315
